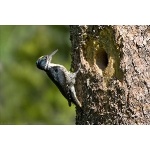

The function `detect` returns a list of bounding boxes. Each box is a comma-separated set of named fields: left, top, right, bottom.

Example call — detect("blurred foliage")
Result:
left=0, top=25, right=76, bottom=124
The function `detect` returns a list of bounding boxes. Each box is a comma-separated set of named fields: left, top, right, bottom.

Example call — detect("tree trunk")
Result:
left=70, top=25, right=150, bottom=125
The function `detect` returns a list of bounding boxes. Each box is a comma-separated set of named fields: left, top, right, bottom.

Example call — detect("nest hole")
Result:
left=96, top=49, right=108, bottom=71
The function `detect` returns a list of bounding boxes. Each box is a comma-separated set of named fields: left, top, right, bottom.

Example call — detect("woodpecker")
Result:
left=36, top=50, right=82, bottom=108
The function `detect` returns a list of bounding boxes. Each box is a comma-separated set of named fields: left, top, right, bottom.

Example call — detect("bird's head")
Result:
left=36, top=49, right=58, bottom=71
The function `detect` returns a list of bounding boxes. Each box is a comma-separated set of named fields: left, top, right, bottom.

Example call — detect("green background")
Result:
left=0, top=25, right=76, bottom=124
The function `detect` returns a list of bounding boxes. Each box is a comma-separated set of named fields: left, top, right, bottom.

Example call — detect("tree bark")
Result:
left=70, top=25, right=150, bottom=125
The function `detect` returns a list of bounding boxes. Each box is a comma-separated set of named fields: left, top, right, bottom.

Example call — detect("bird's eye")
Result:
left=43, top=56, right=47, bottom=60
left=54, top=68, right=58, bottom=72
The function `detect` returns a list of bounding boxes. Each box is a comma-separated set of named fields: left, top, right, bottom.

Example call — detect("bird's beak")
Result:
left=47, top=49, right=58, bottom=62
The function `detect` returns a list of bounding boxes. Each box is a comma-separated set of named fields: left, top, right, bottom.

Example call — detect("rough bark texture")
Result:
left=70, top=25, right=150, bottom=125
